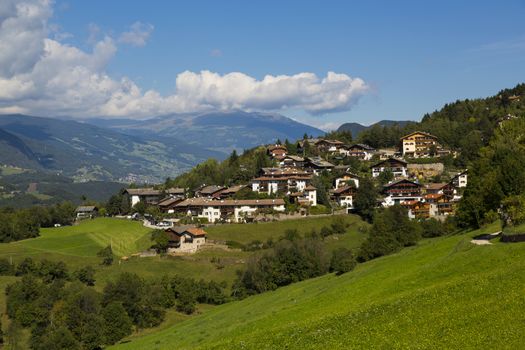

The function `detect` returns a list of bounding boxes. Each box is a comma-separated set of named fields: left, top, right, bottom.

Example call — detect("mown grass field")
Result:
left=206, top=214, right=366, bottom=244
left=112, top=222, right=525, bottom=350
left=0, top=218, right=152, bottom=261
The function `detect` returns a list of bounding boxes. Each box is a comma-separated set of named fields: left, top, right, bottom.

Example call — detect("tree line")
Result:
left=0, top=202, right=76, bottom=242
left=232, top=207, right=455, bottom=299
left=3, top=257, right=228, bottom=349
left=457, top=117, right=525, bottom=228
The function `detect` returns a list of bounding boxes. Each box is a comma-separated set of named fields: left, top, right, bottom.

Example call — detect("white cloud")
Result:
left=0, top=0, right=369, bottom=119
left=119, top=21, right=154, bottom=47
left=0, top=0, right=51, bottom=78
left=87, top=22, right=101, bottom=45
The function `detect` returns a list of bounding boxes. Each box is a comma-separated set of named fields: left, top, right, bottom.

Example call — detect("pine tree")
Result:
left=353, top=177, right=378, bottom=222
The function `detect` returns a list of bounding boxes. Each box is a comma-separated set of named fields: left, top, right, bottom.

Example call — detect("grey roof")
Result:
left=166, top=187, right=185, bottom=195
left=307, top=157, right=335, bottom=168
left=158, top=197, right=184, bottom=207
left=348, top=143, right=375, bottom=151
left=283, top=155, right=305, bottom=162
left=125, top=188, right=163, bottom=196
left=197, top=185, right=225, bottom=195
left=76, top=206, right=97, bottom=212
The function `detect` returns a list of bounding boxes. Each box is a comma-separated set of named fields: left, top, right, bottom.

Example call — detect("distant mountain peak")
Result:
left=86, top=110, right=324, bottom=154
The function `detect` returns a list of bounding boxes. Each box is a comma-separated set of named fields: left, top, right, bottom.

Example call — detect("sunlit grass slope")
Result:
left=113, top=224, right=525, bottom=350
left=205, top=214, right=366, bottom=244
left=0, top=217, right=152, bottom=259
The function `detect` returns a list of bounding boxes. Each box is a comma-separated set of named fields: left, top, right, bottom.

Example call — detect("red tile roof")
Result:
left=185, top=228, right=207, bottom=237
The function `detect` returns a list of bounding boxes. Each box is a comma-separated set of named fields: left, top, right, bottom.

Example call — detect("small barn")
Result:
left=75, top=206, right=98, bottom=219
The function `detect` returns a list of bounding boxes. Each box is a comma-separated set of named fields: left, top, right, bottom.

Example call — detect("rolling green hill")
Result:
left=0, top=218, right=153, bottom=259
left=0, top=216, right=365, bottom=321
left=111, top=222, right=525, bottom=350
left=206, top=214, right=366, bottom=245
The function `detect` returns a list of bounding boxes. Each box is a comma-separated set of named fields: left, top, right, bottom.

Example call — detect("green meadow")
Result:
left=205, top=214, right=367, bottom=244
left=0, top=215, right=366, bottom=342
left=111, top=222, right=525, bottom=350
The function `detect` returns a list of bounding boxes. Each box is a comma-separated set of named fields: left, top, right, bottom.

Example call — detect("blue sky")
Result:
left=2, top=0, right=525, bottom=129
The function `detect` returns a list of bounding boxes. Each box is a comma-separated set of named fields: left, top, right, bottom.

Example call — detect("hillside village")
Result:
left=0, top=94, right=523, bottom=350
left=105, top=130, right=469, bottom=253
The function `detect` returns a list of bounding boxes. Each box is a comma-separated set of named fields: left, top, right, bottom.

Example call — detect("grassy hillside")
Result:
left=111, top=222, right=524, bottom=350
left=0, top=218, right=247, bottom=290
left=0, top=216, right=366, bottom=342
left=0, top=218, right=152, bottom=258
left=206, top=214, right=366, bottom=244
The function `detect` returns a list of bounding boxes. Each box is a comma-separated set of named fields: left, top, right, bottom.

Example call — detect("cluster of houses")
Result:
left=117, top=130, right=466, bottom=228
left=294, top=131, right=450, bottom=159
left=67, top=131, right=470, bottom=254
left=125, top=185, right=287, bottom=224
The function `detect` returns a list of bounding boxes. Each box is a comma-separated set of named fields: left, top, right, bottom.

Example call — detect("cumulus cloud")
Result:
left=119, top=21, right=154, bottom=47
left=0, top=0, right=369, bottom=119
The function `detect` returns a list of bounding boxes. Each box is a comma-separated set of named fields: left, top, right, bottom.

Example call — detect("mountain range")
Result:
left=84, top=111, right=325, bottom=154
left=0, top=112, right=325, bottom=183
left=0, top=111, right=411, bottom=188
left=0, top=114, right=222, bottom=183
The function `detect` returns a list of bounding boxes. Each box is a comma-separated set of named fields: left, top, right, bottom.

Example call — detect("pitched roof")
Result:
left=261, top=167, right=309, bottom=176
left=75, top=206, right=97, bottom=212
left=348, top=143, right=375, bottom=151
left=158, top=197, right=184, bottom=207
left=175, top=198, right=286, bottom=207
left=315, top=139, right=344, bottom=145
left=383, top=178, right=421, bottom=188
left=333, top=185, right=355, bottom=195
left=400, top=131, right=438, bottom=140
left=165, top=226, right=207, bottom=238
left=165, top=229, right=182, bottom=241
left=307, top=157, right=335, bottom=168
left=425, top=183, right=448, bottom=190
left=218, top=184, right=247, bottom=195
left=197, top=185, right=225, bottom=195
left=185, top=227, right=207, bottom=237
left=166, top=187, right=185, bottom=195
left=282, top=155, right=305, bottom=162
left=252, top=175, right=312, bottom=181
left=267, top=144, right=287, bottom=151
left=125, top=188, right=162, bottom=196
left=304, top=185, right=317, bottom=191
left=453, top=169, right=468, bottom=177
